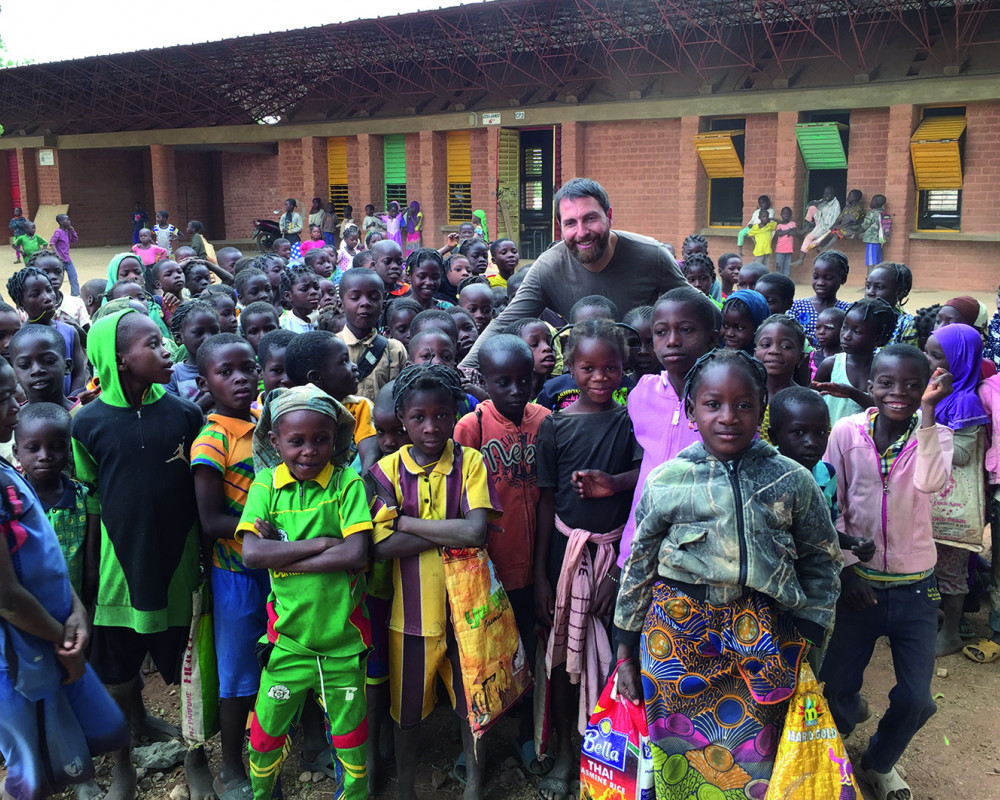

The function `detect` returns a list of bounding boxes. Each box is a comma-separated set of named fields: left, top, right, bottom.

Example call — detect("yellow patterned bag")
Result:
left=442, top=546, right=532, bottom=737
left=766, top=662, right=859, bottom=799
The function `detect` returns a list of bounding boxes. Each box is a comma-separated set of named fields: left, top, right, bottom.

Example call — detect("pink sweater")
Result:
left=824, top=408, right=953, bottom=574
left=979, top=374, right=1000, bottom=486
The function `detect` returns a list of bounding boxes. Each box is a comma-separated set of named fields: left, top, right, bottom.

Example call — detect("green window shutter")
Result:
left=795, top=122, right=848, bottom=169
left=384, top=135, right=407, bottom=184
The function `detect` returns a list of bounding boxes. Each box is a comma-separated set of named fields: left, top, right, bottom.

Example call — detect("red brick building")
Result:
left=1, top=1, right=999, bottom=289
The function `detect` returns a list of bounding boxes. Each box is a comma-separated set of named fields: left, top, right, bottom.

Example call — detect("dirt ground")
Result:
left=22, top=607, right=1000, bottom=800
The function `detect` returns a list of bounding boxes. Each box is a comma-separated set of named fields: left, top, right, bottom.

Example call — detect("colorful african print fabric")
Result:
left=639, top=583, right=805, bottom=800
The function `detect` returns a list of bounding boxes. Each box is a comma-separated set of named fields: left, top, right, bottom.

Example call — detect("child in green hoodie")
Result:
left=71, top=308, right=211, bottom=800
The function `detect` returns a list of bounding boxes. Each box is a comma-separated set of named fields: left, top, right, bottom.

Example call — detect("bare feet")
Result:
left=131, top=707, right=181, bottom=743
left=537, top=748, right=574, bottom=800
left=185, top=748, right=216, bottom=800
left=105, top=761, right=137, bottom=800
left=73, top=780, right=106, bottom=800
left=936, top=629, right=965, bottom=657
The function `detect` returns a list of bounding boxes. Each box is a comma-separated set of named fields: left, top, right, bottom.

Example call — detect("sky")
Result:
left=0, top=0, right=472, bottom=64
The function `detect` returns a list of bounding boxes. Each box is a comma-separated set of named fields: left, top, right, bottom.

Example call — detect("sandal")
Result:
left=214, top=777, right=253, bottom=800
left=963, top=639, right=1000, bottom=663
left=959, top=616, right=977, bottom=640
left=451, top=752, right=467, bottom=788
left=858, top=765, right=911, bottom=800
left=517, top=739, right=553, bottom=777
left=299, top=749, right=344, bottom=786
left=537, top=776, right=569, bottom=800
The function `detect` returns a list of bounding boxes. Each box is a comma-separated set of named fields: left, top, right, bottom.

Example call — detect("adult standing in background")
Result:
left=278, top=199, right=303, bottom=246
left=462, top=178, right=686, bottom=368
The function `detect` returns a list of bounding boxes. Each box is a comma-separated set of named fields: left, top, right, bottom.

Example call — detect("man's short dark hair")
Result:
left=553, top=179, right=610, bottom=223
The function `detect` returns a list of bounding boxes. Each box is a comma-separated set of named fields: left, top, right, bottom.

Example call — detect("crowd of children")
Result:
left=0, top=193, right=998, bottom=800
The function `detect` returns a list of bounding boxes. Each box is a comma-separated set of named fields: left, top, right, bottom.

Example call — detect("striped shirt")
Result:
left=191, top=412, right=258, bottom=571
left=369, top=441, right=501, bottom=637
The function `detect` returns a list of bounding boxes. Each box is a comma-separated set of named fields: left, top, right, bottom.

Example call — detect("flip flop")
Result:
left=451, top=752, right=467, bottom=787
left=963, top=639, right=1000, bottom=663
left=859, top=765, right=911, bottom=800
left=299, top=749, right=344, bottom=785
left=517, top=739, right=553, bottom=777
left=537, top=776, right=569, bottom=800
left=959, top=616, right=977, bottom=640
left=214, top=777, right=253, bottom=800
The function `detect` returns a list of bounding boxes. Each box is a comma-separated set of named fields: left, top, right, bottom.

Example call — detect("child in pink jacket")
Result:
left=968, top=373, right=1000, bottom=663
left=820, top=344, right=953, bottom=800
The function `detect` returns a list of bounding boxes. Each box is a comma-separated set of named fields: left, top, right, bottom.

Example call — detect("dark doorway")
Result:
left=519, top=129, right=554, bottom=259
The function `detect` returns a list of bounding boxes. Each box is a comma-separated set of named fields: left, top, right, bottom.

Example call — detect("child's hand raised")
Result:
left=447, top=232, right=460, bottom=246
left=572, top=469, right=616, bottom=499
left=922, top=368, right=953, bottom=407
left=162, top=292, right=181, bottom=313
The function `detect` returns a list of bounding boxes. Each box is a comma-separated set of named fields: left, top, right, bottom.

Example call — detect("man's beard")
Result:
left=567, top=228, right=610, bottom=264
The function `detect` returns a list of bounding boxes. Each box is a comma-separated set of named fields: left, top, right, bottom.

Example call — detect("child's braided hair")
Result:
left=682, top=252, right=715, bottom=278
left=391, top=363, right=465, bottom=415
left=170, top=299, right=217, bottom=339
left=234, top=267, right=268, bottom=298
left=503, top=317, right=548, bottom=337
left=682, top=233, right=708, bottom=255
left=814, top=249, right=850, bottom=283
left=846, top=296, right=897, bottom=348
left=682, top=348, right=768, bottom=412
left=914, top=304, right=941, bottom=351
left=178, top=257, right=214, bottom=277
left=25, top=250, right=60, bottom=270
left=6, top=266, right=51, bottom=308
left=622, top=305, right=653, bottom=327
left=873, top=261, right=913, bottom=306
left=278, top=265, right=317, bottom=300
left=200, top=284, right=238, bottom=304
left=754, top=313, right=806, bottom=350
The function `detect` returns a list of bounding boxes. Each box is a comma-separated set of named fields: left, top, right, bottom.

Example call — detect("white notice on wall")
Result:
left=38, top=149, right=55, bottom=166
left=482, top=113, right=501, bottom=125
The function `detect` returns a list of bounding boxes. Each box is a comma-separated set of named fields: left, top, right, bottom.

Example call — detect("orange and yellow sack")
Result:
left=442, top=547, right=532, bottom=737
left=765, top=662, right=860, bottom=799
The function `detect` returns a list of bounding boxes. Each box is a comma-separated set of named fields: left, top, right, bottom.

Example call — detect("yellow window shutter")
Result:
left=910, top=116, right=965, bottom=190
left=327, top=137, right=348, bottom=185
left=694, top=131, right=744, bottom=179
left=447, top=131, right=472, bottom=182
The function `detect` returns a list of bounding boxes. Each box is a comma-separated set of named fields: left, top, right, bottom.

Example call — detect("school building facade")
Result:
left=1, top=1, right=999, bottom=290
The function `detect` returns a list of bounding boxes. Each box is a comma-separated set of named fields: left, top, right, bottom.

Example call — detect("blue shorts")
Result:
left=365, top=595, right=390, bottom=684
left=866, top=242, right=882, bottom=266
left=0, top=665, right=128, bottom=800
left=212, top=566, right=270, bottom=698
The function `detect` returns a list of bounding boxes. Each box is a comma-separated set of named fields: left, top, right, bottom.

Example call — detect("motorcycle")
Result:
left=252, top=218, right=281, bottom=253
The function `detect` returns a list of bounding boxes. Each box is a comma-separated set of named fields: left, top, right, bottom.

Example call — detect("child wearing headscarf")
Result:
left=925, top=323, right=989, bottom=657
left=241, top=384, right=371, bottom=800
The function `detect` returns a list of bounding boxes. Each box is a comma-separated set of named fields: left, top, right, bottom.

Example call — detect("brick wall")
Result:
left=36, top=149, right=62, bottom=206
left=174, top=151, right=220, bottom=237
left=220, top=152, right=282, bottom=241
left=470, top=127, right=492, bottom=235
left=579, top=119, right=682, bottom=243
left=417, top=131, right=447, bottom=240
left=57, top=148, right=146, bottom=244
left=742, top=114, right=779, bottom=220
